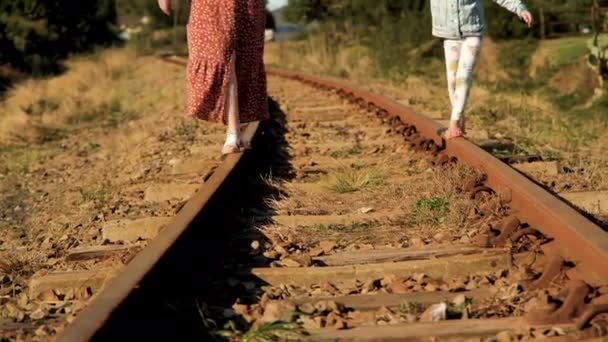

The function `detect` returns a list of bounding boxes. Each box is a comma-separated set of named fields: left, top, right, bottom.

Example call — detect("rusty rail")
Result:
left=266, top=68, right=608, bottom=285
left=59, top=123, right=259, bottom=341
left=57, top=57, right=608, bottom=340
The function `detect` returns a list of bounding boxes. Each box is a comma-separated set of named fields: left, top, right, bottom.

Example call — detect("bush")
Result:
left=0, top=0, right=118, bottom=75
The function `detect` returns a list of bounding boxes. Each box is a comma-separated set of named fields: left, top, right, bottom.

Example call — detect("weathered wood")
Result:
left=292, top=157, right=390, bottom=173
left=292, top=289, right=494, bottom=311
left=144, top=184, right=200, bottom=202
left=171, top=159, right=220, bottom=176
left=249, top=253, right=527, bottom=287
left=102, top=217, right=171, bottom=243
left=315, top=246, right=499, bottom=266
left=29, top=269, right=118, bottom=298
left=560, top=191, right=608, bottom=215
left=294, top=105, right=351, bottom=113
left=514, top=161, right=559, bottom=176
left=66, top=245, right=140, bottom=262
left=290, top=113, right=362, bottom=123
left=0, top=320, right=38, bottom=332
left=273, top=209, right=402, bottom=229
left=293, top=139, right=400, bottom=152
left=307, top=318, right=575, bottom=341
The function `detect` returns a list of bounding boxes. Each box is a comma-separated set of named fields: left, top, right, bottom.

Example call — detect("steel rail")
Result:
left=57, top=56, right=608, bottom=341
left=59, top=123, right=259, bottom=342
left=267, top=68, right=608, bottom=283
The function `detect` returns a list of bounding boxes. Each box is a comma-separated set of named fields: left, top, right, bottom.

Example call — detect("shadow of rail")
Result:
left=88, top=98, right=293, bottom=341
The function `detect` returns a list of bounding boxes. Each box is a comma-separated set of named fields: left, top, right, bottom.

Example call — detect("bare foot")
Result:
left=443, top=121, right=464, bottom=140
left=222, top=133, right=243, bottom=155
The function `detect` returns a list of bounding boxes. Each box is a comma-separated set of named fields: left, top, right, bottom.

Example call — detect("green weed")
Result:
left=216, top=321, right=303, bottom=342
left=241, top=321, right=302, bottom=342
left=88, top=141, right=100, bottom=150
left=12, top=150, right=39, bottom=174
left=409, top=197, right=449, bottom=226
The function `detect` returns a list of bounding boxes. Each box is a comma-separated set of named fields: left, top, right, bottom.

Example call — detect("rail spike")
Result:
left=526, top=280, right=591, bottom=326
left=577, top=300, right=608, bottom=331
left=523, top=255, right=565, bottom=291
left=476, top=215, right=520, bottom=248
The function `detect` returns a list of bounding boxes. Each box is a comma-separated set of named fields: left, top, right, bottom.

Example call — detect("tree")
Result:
left=0, top=0, right=118, bottom=73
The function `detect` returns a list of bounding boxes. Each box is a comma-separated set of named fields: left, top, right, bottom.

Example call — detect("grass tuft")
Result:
left=241, top=321, right=303, bottom=342
left=12, top=150, right=40, bottom=175
left=409, top=197, right=449, bottom=226
left=67, top=98, right=138, bottom=127
left=324, top=167, right=384, bottom=193
left=0, top=250, right=45, bottom=278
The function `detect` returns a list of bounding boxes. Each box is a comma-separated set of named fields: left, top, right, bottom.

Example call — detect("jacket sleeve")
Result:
left=491, top=0, right=528, bottom=15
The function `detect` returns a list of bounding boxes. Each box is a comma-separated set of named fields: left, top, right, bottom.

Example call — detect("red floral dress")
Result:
left=186, top=0, right=269, bottom=123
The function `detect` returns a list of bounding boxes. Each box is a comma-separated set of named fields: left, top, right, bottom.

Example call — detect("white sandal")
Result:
left=222, top=133, right=242, bottom=155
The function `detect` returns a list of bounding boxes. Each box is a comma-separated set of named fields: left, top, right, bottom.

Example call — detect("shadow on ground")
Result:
left=90, top=97, right=294, bottom=341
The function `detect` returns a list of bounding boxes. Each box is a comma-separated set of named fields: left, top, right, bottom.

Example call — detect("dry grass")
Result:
left=396, top=164, right=506, bottom=235
left=263, top=155, right=505, bottom=246
left=322, top=166, right=385, bottom=194
left=265, top=39, right=608, bottom=170
left=10, top=149, right=40, bottom=174
left=0, top=46, right=220, bottom=339
left=264, top=37, right=375, bottom=79
left=0, top=249, right=46, bottom=278
left=0, top=47, right=189, bottom=181
left=551, top=156, right=608, bottom=192
left=0, top=48, right=141, bottom=144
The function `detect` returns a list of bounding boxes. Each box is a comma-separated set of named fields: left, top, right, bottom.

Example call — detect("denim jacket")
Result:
left=430, top=0, right=528, bottom=39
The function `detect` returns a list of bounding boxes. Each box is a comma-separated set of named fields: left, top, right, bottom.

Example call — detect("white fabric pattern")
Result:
left=443, top=37, right=483, bottom=122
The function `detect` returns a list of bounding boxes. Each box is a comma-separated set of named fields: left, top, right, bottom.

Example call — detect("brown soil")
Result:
left=0, top=49, right=225, bottom=340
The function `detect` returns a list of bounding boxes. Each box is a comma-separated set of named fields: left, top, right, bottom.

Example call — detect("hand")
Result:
left=519, top=10, right=533, bottom=28
left=158, top=0, right=171, bottom=15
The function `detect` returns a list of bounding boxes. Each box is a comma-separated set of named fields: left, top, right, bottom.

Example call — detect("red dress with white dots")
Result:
left=186, top=0, right=269, bottom=124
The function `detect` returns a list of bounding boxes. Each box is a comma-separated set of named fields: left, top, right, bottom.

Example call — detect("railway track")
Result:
left=6, top=54, right=608, bottom=341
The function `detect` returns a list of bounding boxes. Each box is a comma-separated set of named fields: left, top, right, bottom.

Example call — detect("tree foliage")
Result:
left=0, top=0, right=118, bottom=74
left=280, top=0, right=608, bottom=76
left=283, top=0, right=608, bottom=39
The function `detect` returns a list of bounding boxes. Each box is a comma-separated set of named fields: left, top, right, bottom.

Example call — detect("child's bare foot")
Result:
left=443, top=121, right=464, bottom=140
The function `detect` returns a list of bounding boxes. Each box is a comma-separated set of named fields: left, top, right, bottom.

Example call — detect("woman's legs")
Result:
left=222, top=53, right=241, bottom=154
left=443, top=36, right=482, bottom=139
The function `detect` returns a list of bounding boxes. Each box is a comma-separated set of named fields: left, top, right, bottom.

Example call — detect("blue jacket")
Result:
left=430, top=0, right=528, bottom=39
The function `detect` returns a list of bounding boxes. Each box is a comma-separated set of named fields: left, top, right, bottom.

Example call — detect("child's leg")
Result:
left=223, top=52, right=241, bottom=154
left=443, top=40, right=462, bottom=108
left=447, top=36, right=482, bottom=139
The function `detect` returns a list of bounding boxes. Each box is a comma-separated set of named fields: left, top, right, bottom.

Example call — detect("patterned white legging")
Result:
left=444, top=37, right=483, bottom=122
